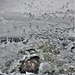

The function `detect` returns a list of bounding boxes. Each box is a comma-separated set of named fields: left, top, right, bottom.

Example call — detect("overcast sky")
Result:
left=0, top=0, right=74, bottom=15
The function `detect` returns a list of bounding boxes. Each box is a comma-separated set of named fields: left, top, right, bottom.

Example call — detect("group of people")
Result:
left=0, top=37, right=25, bottom=44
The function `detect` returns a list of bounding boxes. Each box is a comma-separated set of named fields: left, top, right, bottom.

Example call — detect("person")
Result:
left=19, top=56, right=40, bottom=74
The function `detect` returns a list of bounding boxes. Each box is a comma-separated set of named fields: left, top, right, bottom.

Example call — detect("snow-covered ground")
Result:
left=0, top=0, right=75, bottom=75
